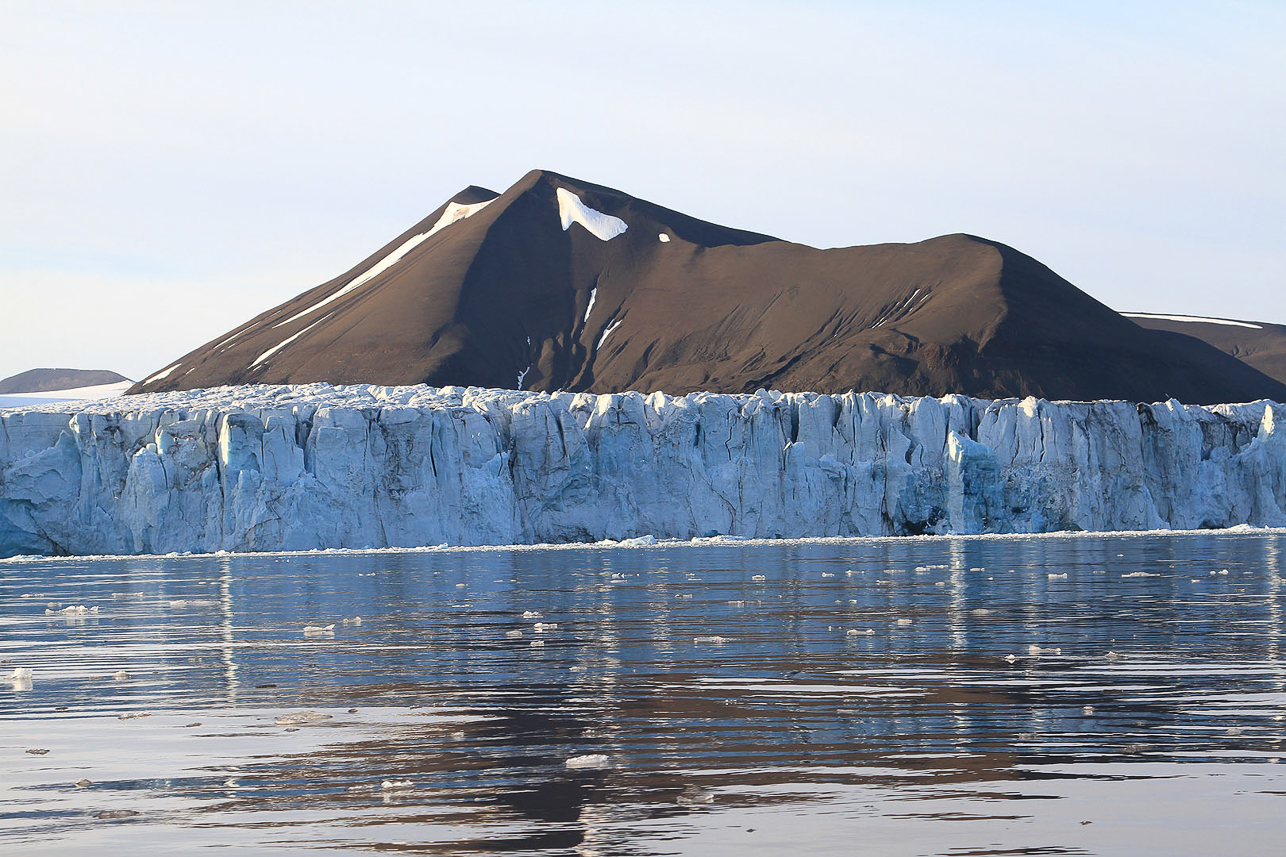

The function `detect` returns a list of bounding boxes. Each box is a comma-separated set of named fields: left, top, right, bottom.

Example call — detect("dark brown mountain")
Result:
left=130, top=170, right=1286, bottom=405
left=0, top=368, right=129, bottom=394
left=1124, top=314, right=1286, bottom=387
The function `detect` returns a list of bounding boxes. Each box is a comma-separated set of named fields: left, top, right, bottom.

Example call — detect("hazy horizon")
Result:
left=2, top=1, right=1283, bottom=382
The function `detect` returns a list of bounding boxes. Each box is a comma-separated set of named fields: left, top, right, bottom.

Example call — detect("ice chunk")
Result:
left=381, top=779, right=414, bottom=789
left=557, top=188, right=627, bottom=240
left=658, top=233, right=670, bottom=243
left=565, top=753, right=610, bottom=769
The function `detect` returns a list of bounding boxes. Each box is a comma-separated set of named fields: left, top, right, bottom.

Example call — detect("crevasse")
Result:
left=1, top=385, right=1283, bottom=557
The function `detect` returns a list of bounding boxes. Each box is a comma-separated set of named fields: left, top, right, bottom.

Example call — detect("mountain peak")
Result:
left=129, top=172, right=1286, bottom=405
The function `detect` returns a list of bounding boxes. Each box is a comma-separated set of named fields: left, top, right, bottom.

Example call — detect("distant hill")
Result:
left=1124, top=314, right=1286, bottom=386
left=0, top=368, right=129, bottom=394
left=130, top=169, right=1286, bottom=405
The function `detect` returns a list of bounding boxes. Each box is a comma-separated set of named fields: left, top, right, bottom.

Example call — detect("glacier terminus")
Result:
left=1, top=384, right=1284, bottom=557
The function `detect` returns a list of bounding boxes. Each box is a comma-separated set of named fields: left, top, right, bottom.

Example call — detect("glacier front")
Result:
left=1, top=384, right=1284, bottom=557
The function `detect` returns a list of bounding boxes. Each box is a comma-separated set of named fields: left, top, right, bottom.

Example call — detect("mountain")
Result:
left=0, top=368, right=129, bottom=394
left=130, top=170, right=1286, bottom=405
left=1124, top=313, right=1286, bottom=387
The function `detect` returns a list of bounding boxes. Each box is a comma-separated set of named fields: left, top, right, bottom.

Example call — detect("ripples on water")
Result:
left=2, top=532, right=1286, bottom=855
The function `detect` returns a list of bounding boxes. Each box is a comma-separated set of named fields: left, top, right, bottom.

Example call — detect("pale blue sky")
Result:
left=2, top=1, right=1283, bottom=381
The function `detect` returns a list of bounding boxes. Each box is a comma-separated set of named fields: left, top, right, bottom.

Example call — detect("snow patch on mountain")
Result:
left=1123, top=313, right=1263, bottom=330
left=597, top=318, right=623, bottom=348
left=272, top=199, right=494, bottom=331
left=557, top=188, right=627, bottom=241
left=253, top=314, right=332, bottom=367
left=142, top=364, right=181, bottom=385
left=0, top=381, right=134, bottom=408
left=583, top=287, right=597, bottom=323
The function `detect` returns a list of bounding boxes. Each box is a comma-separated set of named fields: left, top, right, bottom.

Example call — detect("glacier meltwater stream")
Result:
left=3, top=532, right=1286, bottom=855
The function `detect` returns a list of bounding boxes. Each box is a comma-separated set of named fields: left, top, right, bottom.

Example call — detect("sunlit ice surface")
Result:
left=3, top=532, right=1286, bottom=855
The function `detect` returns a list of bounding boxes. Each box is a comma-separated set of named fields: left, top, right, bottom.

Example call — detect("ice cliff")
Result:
left=2, top=384, right=1284, bottom=557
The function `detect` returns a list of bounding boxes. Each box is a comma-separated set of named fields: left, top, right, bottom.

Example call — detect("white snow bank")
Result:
left=583, top=287, right=597, bottom=323
left=0, top=380, right=133, bottom=408
left=1123, top=313, right=1264, bottom=330
left=272, top=199, right=493, bottom=330
left=142, top=364, right=180, bottom=385
left=252, top=314, right=331, bottom=368
left=556, top=188, right=627, bottom=241
left=597, top=318, right=623, bottom=348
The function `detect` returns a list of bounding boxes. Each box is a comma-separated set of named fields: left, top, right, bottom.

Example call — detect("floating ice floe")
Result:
left=846, top=628, right=875, bottom=637
left=565, top=753, right=611, bottom=769
left=1028, top=645, right=1062, bottom=656
left=693, top=635, right=730, bottom=644
left=522, top=611, right=542, bottom=619
left=118, top=712, right=150, bottom=720
left=303, top=624, right=335, bottom=635
left=112, top=670, right=129, bottom=681
left=341, top=616, right=362, bottom=625
left=46, top=605, right=97, bottom=615
left=381, top=779, right=414, bottom=790
left=506, top=630, right=523, bottom=638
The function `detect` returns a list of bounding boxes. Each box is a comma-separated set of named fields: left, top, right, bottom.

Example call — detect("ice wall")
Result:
left=2, top=384, right=1284, bottom=556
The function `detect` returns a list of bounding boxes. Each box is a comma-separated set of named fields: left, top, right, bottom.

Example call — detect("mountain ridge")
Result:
left=129, top=170, right=1286, bottom=405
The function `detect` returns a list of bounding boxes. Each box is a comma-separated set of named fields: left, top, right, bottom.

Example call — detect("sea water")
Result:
left=2, top=532, right=1285, bottom=855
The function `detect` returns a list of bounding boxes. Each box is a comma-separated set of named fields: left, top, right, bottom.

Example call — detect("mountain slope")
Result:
left=131, top=170, right=1286, bottom=405
left=0, top=368, right=128, bottom=394
left=1125, top=313, right=1286, bottom=386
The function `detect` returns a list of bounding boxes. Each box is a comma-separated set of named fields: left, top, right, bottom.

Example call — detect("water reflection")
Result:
left=2, top=532, right=1286, bottom=854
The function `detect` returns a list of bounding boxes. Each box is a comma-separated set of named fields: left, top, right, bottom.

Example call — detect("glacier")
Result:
left=1, top=384, right=1284, bottom=557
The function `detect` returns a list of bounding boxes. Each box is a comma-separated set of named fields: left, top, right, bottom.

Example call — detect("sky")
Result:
left=1, top=0, right=1283, bottom=382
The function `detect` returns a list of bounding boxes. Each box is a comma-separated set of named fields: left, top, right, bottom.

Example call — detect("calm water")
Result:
left=3, top=532, right=1286, bottom=855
